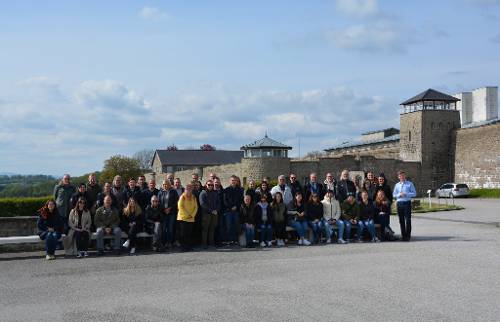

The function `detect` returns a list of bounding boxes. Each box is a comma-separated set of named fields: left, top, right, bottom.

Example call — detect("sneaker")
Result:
left=76, top=252, right=83, bottom=258
left=122, top=239, right=130, bottom=248
left=372, top=237, right=380, bottom=243
left=260, top=241, right=266, bottom=247
left=129, top=247, right=136, bottom=255
left=46, top=255, right=52, bottom=260
left=83, top=251, right=89, bottom=258
left=50, top=255, right=56, bottom=260
left=337, top=239, right=346, bottom=244
left=267, top=241, right=272, bottom=247
left=277, top=239, right=284, bottom=246
left=326, top=238, right=332, bottom=244
left=298, top=238, right=303, bottom=245
left=303, top=239, right=311, bottom=246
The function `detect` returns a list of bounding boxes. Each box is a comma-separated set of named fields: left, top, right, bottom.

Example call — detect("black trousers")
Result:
left=127, top=224, right=140, bottom=248
left=397, top=201, right=412, bottom=240
left=75, top=231, right=90, bottom=252
left=179, top=221, right=194, bottom=251
left=274, top=221, right=287, bottom=239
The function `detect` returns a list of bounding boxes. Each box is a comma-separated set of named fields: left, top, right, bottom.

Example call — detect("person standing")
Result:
left=86, top=173, right=101, bottom=218
left=157, top=180, right=178, bottom=248
left=53, top=174, right=76, bottom=232
left=37, top=199, right=63, bottom=260
left=199, top=180, right=220, bottom=248
left=304, top=173, right=326, bottom=201
left=289, top=173, right=303, bottom=197
left=140, top=179, right=159, bottom=210
left=393, top=170, right=416, bottom=241
left=323, top=173, right=337, bottom=198
left=177, top=184, right=198, bottom=252
left=223, top=176, right=244, bottom=245
left=271, top=175, right=294, bottom=205
left=70, top=183, right=90, bottom=210
left=336, top=170, right=356, bottom=203
left=111, top=175, right=126, bottom=211
left=64, top=197, right=92, bottom=258
left=244, top=180, right=258, bottom=205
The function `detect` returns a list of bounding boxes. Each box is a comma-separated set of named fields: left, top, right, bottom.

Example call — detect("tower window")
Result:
left=408, top=131, right=411, bottom=141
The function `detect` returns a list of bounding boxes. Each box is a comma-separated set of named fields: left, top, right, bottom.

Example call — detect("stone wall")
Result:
left=452, top=122, right=500, bottom=188
left=327, top=141, right=400, bottom=159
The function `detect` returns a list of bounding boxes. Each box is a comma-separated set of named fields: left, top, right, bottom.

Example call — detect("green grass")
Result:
left=469, top=189, right=500, bottom=198
left=391, top=199, right=463, bottom=214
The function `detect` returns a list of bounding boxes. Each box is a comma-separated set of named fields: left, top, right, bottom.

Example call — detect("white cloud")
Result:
left=138, top=6, right=169, bottom=21
left=328, top=20, right=414, bottom=53
left=74, top=80, right=150, bottom=111
left=336, top=0, right=379, bottom=17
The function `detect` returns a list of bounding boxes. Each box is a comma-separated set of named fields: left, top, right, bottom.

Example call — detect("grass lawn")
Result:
left=391, top=199, right=463, bottom=214
left=469, top=189, right=500, bottom=198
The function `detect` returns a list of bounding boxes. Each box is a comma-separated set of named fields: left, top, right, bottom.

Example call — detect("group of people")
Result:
left=38, top=169, right=416, bottom=260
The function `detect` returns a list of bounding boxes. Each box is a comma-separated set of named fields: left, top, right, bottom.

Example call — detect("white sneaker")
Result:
left=298, top=238, right=303, bottom=245
left=129, top=247, right=136, bottom=255
left=260, top=241, right=266, bottom=247
left=122, top=239, right=130, bottom=248
left=83, top=251, right=89, bottom=257
left=338, top=239, right=346, bottom=244
left=278, top=239, right=285, bottom=246
left=267, top=241, right=272, bottom=247
left=326, top=238, right=332, bottom=244
left=372, top=237, right=380, bottom=243
left=76, top=252, right=83, bottom=258
left=303, top=239, right=311, bottom=246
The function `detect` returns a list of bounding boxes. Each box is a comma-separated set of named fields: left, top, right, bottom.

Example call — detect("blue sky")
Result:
left=1, top=0, right=499, bottom=176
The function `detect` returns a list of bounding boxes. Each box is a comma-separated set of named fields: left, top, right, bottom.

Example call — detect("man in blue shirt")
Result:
left=393, top=170, right=417, bottom=241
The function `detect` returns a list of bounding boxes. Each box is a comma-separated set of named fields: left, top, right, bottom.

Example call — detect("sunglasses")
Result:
left=207, top=184, right=214, bottom=187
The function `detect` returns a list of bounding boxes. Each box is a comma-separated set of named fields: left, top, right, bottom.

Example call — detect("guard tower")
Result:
left=399, top=88, right=461, bottom=190
left=240, top=135, right=292, bottom=183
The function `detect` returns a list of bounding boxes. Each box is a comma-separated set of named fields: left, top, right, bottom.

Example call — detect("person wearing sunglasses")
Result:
left=199, top=180, right=221, bottom=248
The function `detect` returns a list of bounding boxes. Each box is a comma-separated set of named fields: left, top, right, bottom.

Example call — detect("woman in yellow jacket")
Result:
left=177, top=184, right=198, bottom=252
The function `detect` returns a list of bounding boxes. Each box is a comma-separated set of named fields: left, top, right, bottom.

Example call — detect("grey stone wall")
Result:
left=327, top=141, right=400, bottom=159
left=452, top=122, right=500, bottom=188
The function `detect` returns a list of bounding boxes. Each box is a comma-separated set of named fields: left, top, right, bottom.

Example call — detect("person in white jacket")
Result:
left=271, top=175, right=294, bottom=205
left=321, top=190, right=343, bottom=244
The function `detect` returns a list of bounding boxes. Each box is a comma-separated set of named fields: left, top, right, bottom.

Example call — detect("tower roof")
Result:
left=400, top=88, right=460, bottom=105
left=240, top=135, right=292, bottom=150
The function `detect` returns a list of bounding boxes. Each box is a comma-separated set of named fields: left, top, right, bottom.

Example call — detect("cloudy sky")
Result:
left=1, top=0, right=500, bottom=175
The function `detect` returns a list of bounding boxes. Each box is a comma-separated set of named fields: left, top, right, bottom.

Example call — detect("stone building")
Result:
left=147, top=88, right=500, bottom=193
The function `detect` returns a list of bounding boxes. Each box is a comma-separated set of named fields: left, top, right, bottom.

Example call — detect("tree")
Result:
left=166, top=144, right=178, bottom=151
left=100, top=155, right=143, bottom=184
left=132, top=149, right=155, bottom=171
left=200, top=144, right=216, bottom=151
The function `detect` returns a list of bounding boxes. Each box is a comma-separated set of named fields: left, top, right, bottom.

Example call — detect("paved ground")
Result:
left=1, top=198, right=499, bottom=322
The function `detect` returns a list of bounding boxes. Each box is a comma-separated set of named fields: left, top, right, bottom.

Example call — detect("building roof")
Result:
left=400, top=88, right=460, bottom=105
left=324, top=134, right=400, bottom=152
left=461, top=117, right=500, bottom=129
left=361, top=127, right=399, bottom=136
left=240, top=135, right=292, bottom=150
left=153, top=150, right=244, bottom=166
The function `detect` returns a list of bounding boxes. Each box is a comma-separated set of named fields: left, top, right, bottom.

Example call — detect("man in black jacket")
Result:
left=158, top=180, right=178, bottom=248
left=289, top=173, right=303, bottom=197
left=122, top=178, right=142, bottom=208
left=304, top=173, right=325, bottom=201
left=70, top=183, right=91, bottom=210
left=140, top=179, right=159, bottom=210
left=336, top=169, right=357, bottom=203
left=223, top=175, right=244, bottom=245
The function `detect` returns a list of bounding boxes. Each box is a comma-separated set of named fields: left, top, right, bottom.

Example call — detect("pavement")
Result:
left=1, top=198, right=499, bottom=322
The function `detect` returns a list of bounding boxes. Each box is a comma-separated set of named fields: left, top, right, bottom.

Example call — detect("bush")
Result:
left=469, top=189, right=500, bottom=198
left=0, top=196, right=51, bottom=217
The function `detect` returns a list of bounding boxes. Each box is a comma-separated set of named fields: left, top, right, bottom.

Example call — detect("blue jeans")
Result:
left=259, top=223, right=272, bottom=243
left=163, top=214, right=176, bottom=244
left=337, top=219, right=351, bottom=240
left=243, top=224, right=255, bottom=245
left=40, top=231, right=61, bottom=255
left=95, top=227, right=122, bottom=250
left=324, top=220, right=334, bottom=240
left=358, top=219, right=376, bottom=240
left=291, top=220, right=308, bottom=238
left=224, top=211, right=239, bottom=243
left=309, top=220, right=322, bottom=243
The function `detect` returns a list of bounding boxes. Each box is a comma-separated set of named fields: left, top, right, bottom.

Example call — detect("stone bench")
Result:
left=0, top=231, right=153, bottom=246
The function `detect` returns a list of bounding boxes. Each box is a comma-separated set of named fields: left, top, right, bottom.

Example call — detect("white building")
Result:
left=454, top=86, right=498, bottom=125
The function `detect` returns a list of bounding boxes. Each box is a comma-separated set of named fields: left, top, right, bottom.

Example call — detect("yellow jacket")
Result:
left=177, top=193, right=198, bottom=222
